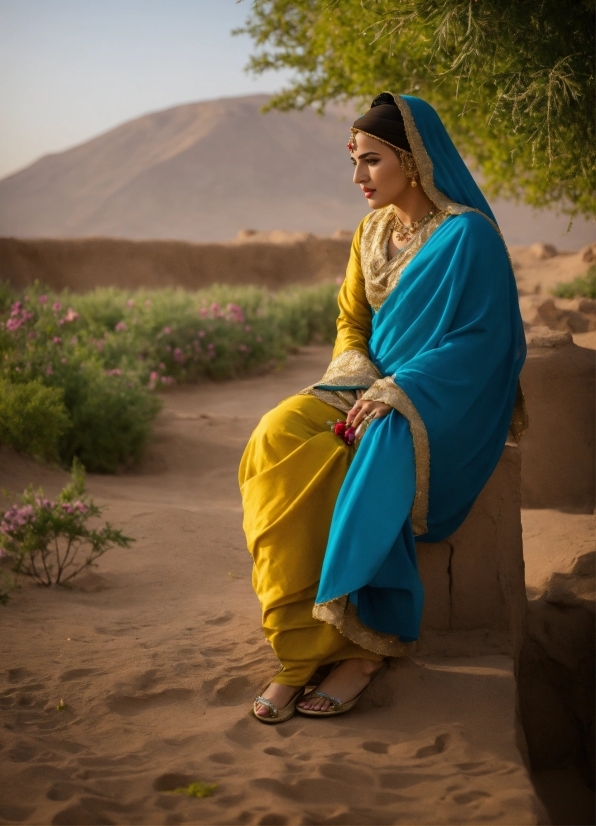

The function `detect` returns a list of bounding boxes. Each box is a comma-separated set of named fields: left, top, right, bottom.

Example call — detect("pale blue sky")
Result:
left=0, top=0, right=289, bottom=178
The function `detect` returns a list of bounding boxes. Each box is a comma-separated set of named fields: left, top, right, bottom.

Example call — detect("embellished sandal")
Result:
left=296, top=663, right=385, bottom=717
left=251, top=686, right=305, bottom=724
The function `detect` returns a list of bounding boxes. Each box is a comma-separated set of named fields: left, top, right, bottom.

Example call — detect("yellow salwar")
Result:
left=239, top=393, right=384, bottom=687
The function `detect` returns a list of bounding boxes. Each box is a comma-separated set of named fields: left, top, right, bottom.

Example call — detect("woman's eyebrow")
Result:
left=354, top=151, right=381, bottom=159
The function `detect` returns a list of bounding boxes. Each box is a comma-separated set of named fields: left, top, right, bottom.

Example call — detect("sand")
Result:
left=0, top=347, right=549, bottom=826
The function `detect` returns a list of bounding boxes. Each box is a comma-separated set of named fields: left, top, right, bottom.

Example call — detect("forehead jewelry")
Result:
left=348, top=128, right=418, bottom=186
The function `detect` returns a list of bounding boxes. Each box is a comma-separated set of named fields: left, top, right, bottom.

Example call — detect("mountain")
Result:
left=0, top=94, right=594, bottom=246
left=0, top=95, right=367, bottom=243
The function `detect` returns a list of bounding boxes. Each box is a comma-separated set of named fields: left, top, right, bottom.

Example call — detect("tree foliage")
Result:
left=237, top=0, right=595, bottom=216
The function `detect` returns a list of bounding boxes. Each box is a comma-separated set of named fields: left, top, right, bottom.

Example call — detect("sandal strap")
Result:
left=311, top=691, right=342, bottom=710
left=254, top=695, right=278, bottom=718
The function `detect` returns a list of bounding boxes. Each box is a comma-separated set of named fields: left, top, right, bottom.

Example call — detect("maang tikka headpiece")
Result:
left=347, top=126, right=419, bottom=187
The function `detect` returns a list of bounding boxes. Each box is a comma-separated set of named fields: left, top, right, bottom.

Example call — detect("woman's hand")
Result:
left=347, top=399, right=392, bottom=431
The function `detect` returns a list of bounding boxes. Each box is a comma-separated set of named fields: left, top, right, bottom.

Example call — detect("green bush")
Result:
left=0, top=378, right=69, bottom=461
left=0, top=281, right=341, bottom=471
left=0, top=459, right=133, bottom=596
left=552, top=266, right=596, bottom=299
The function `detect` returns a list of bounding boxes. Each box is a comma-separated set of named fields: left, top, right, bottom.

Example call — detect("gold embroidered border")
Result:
left=360, top=206, right=450, bottom=312
left=312, top=349, right=381, bottom=389
left=393, top=93, right=512, bottom=264
left=362, top=376, right=430, bottom=536
left=299, top=349, right=381, bottom=415
left=300, top=387, right=356, bottom=415
left=312, top=596, right=416, bottom=658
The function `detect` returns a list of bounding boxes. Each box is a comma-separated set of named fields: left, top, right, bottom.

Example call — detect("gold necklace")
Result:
left=391, top=206, right=438, bottom=244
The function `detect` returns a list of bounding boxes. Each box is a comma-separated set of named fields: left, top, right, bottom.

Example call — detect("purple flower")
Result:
left=52, top=302, right=62, bottom=312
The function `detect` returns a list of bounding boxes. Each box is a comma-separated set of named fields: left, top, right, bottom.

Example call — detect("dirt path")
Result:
left=0, top=347, right=547, bottom=825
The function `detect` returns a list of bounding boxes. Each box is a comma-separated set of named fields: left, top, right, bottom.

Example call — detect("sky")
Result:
left=0, top=0, right=290, bottom=179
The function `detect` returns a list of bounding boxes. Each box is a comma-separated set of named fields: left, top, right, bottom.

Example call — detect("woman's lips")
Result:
left=362, top=188, right=375, bottom=198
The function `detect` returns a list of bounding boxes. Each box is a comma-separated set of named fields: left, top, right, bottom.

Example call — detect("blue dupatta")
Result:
left=310, top=96, right=526, bottom=653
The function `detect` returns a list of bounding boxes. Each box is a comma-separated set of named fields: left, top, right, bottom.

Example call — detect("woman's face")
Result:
left=350, top=132, right=410, bottom=209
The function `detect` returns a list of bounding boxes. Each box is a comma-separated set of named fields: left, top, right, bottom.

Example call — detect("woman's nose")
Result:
left=353, top=164, right=369, bottom=185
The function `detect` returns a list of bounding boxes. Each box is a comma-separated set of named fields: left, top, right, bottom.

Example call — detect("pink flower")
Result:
left=198, top=330, right=205, bottom=337
left=53, top=337, right=62, bottom=345
left=70, top=336, right=78, bottom=345
left=39, top=295, right=48, bottom=304
left=173, top=347, right=184, bottom=364
left=46, top=365, right=53, bottom=375
left=160, top=376, right=174, bottom=385
left=61, top=358, right=67, bottom=364
left=114, top=321, right=127, bottom=332
left=158, top=363, right=165, bottom=370
left=149, top=371, right=159, bottom=381
left=63, top=307, right=79, bottom=323
left=24, top=295, right=30, bottom=302
left=61, top=503, right=75, bottom=514
left=96, top=341, right=104, bottom=351
left=244, top=325, right=252, bottom=332
left=107, top=368, right=122, bottom=376
left=200, top=308, right=207, bottom=318
left=52, top=302, right=62, bottom=312
left=238, top=344, right=248, bottom=352
left=127, top=299, right=135, bottom=308
left=74, top=501, right=87, bottom=513
left=256, top=336, right=263, bottom=343
left=226, top=303, right=245, bottom=323
left=163, top=326, right=171, bottom=334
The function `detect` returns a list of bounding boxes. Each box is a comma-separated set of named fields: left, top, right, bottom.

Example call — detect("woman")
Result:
left=239, top=92, right=527, bottom=723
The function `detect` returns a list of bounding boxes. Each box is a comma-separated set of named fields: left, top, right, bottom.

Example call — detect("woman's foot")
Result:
left=254, top=682, right=302, bottom=718
left=297, top=658, right=383, bottom=712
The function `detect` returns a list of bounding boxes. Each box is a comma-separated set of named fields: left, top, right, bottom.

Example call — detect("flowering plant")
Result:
left=0, top=459, right=133, bottom=597
left=328, top=419, right=357, bottom=446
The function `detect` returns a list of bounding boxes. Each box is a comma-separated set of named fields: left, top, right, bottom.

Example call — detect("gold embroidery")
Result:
left=299, top=349, right=381, bottom=415
left=313, top=349, right=381, bottom=389
left=360, top=206, right=450, bottom=312
left=313, top=597, right=416, bottom=657
left=362, top=377, right=430, bottom=536
left=300, top=387, right=356, bottom=415
left=393, top=93, right=513, bottom=269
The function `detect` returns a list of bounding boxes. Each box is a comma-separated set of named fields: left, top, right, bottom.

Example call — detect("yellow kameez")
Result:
left=238, top=221, right=384, bottom=687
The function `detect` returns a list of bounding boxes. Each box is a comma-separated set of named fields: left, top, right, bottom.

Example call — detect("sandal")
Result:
left=251, top=686, right=305, bottom=724
left=296, top=662, right=385, bottom=717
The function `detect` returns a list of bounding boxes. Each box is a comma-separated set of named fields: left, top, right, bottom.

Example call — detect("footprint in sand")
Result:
left=362, top=740, right=389, bottom=754
left=208, top=751, right=236, bottom=765
left=414, top=732, right=450, bottom=758
left=106, top=687, right=193, bottom=716
left=60, top=669, right=96, bottom=682
left=205, top=611, right=233, bottom=626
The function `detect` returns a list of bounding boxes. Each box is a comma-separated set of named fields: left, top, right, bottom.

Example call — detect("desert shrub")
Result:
left=0, top=460, right=133, bottom=598
left=552, top=266, right=596, bottom=300
left=0, top=281, right=341, bottom=470
left=0, top=378, right=69, bottom=460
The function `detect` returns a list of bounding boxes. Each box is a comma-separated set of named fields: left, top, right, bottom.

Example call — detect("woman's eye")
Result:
left=367, top=159, right=378, bottom=166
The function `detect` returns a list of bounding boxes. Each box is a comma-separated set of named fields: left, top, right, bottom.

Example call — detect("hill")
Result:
left=0, top=94, right=594, bottom=246
left=0, top=95, right=366, bottom=242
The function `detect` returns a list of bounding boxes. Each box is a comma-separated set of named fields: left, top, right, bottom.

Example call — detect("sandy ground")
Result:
left=0, top=347, right=552, bottom=826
